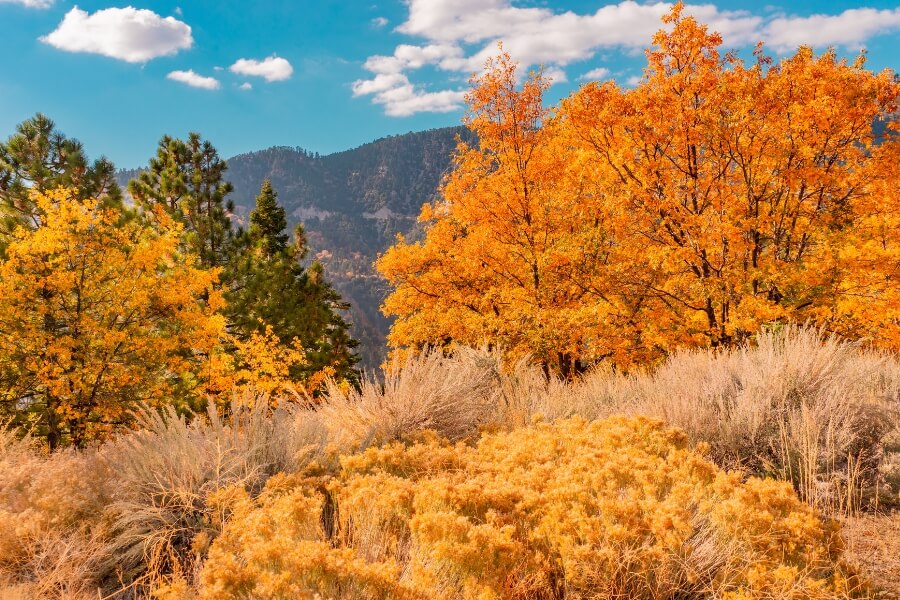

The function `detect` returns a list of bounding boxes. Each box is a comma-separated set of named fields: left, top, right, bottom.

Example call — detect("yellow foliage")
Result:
left=203, top=326, right=309, bottom=400
left=200, top=416, right=865, bottom=599
left=0, top=188, right=224, bottom=448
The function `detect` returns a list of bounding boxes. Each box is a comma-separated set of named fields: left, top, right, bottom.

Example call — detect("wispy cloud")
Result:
left=230, top=55, right=293, bottom=82
left=0, top=0, right=54, bottom=8
left=578, top=67, right=610, bottom=81
left=371, top=16, right=389, bottom=28
left=542, top=65, right=567, bottom=84
left=167, top=69, right=220, bottom=90
left=40, top=6, right=192, bottom=63
left=239, top=82, right=252, bottom=91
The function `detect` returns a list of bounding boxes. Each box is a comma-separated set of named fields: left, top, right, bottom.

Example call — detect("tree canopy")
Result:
left=0, top=189, right=223, bottom=449
left=378, top=5, right=900, bottom=374
left=225, top=180, right=359, bottom=387
left=0, top=113, right=121, bottom=247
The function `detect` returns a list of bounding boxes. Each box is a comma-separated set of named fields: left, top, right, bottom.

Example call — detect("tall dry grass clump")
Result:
left=0, top=425, right=113, bottom=599
left=98, top=395, right=326, bottom=593
left=567, top=328, right=900, bottom=513
left=316, top=347, right=501, bottom=449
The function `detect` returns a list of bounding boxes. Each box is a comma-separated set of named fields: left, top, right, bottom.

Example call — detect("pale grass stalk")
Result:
left=316, top=347, right=500, bottom=449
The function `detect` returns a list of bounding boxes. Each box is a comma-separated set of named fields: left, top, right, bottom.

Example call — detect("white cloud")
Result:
left=579, top=67, right=610, bottom=81
left=392, top=0, right=761, bottom=71
left=40, top=6, right=192, bottom=63
left=0, top=0, right=53, bottom=8
left=371, top=16, right=389, bottom=27
left=355, top=1, right=761, bottom=116
left=356, top=0, right=900, bottom=116
left=352, top=72, right=465, bottom=116
left=542, top=65, right=567, bottom=84
left=352, top=73, right=410, bottom=96
left=764, top=7, right=900, bottom=52
left=239, top=82, right=252, bottom=91
left=626, top=75, right=642, bottom=87
left=167, top=69, right=220, bottom=90
left=229, top=55, right=293, bottom=82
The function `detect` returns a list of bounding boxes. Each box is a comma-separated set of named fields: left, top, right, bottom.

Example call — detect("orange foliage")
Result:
left=378, top=6, right=900, bottom=372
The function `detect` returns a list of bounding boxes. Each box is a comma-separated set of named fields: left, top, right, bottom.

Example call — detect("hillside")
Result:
left=120, top=127, right=468, bottom=370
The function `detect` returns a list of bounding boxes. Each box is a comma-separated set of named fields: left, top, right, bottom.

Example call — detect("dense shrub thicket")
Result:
left=200, top=417, right=863, bottom=600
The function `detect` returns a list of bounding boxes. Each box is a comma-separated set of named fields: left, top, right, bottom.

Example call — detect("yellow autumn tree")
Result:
left=0, top=188, right=224, bottom=449
left=378, top=6, right=899, bottom=372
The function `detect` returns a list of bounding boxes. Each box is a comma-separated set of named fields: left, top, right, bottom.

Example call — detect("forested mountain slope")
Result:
left=122, top=126, right=466, bottom=369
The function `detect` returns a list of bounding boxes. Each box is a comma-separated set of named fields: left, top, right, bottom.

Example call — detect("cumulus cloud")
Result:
left=354, top=0, right=760, bottom=116
left=355, top=0, right=900, bottom=117
left=40, top=6, right=192, bottom=63
left=579, top=67, right=611, bottom=81
left=0, top=0, right=53, bottom=8
left=167, top=69, right=220, bottom=90
left=764, top=7, right=900, bottom=52
left=239, top=82, right=253, bottom=91
left=229, top=55, right=293, bottom=82
left=351, top=72, right=465, bottom=116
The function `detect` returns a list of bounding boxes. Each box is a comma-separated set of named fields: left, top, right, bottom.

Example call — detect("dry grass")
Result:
left=1, top=327, right=898, bottom=598
left=502, top=327, right=900, bottom=514
left=842, top=513, right=900, bottom=599
left=0, top=393, right=327, bottom=598
left=317, top=347, right=500, bottom=449
left=0, top=426, right=113, bottom=599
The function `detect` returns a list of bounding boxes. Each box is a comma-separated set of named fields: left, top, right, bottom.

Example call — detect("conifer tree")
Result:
left=249, top=179, right=288, bottom=257
left=128, top=133, right=234, bottom=268
left=226, top=180, right=359, bottom=386
left=0, top=114, right=122, bottom=245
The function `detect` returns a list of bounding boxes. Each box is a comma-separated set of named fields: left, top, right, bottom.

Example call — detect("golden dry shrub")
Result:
left=200, top=416, right=865, bottom=600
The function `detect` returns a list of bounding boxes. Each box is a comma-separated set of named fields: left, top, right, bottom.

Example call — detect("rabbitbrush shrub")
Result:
left=200, top=416, right=865, bottom=599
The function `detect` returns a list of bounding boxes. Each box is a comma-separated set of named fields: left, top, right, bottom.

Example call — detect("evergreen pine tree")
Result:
left=249, top=179, right=288, bottom=257
left=0, top=114, right=122, bottom=244
left=226, top=180, right=359, bottom=386
left=128, top=133, right=234, bottom=268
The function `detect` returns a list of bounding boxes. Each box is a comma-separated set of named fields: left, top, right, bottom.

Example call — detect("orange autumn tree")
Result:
left=378, top=51, right=612, bottom=376
left=378, top=6, right=899, bottom=373
left=0, top=188, right=224, bottom=449
left=833, top=119, right=900, bottom=347
left=564, top=5, right=899, bottom=357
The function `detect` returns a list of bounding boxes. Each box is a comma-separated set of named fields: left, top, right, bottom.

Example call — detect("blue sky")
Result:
left=1, top=0, right=898, bottom=168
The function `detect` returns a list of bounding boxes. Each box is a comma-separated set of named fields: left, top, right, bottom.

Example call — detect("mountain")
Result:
left=120, top=127, right=468, bottom=371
